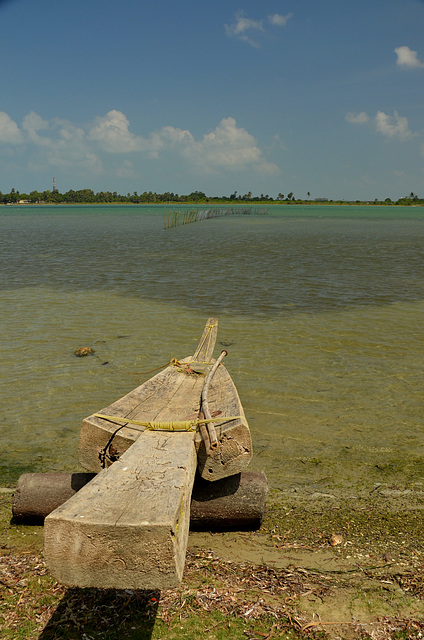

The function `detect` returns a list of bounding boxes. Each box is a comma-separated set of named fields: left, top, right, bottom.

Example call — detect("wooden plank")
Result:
left=44, top=430, right=197, bottom=589
left=192, top=317, right=218, bottom=362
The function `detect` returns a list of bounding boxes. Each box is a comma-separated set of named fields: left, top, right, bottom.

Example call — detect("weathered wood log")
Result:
left=12, top=471, right=267, bottom=530
left=44, top=431, right=197, bottom=590
left=190, top=471, right=267, bottom=531
left=13, top=472, right=96, bottom=523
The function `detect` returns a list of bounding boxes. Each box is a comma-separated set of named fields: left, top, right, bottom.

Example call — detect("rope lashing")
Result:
left=126, top=354, right=216, bottom=377
left=94, top=413, right=241, bottom=432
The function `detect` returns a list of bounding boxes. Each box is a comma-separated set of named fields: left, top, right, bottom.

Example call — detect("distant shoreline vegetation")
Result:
left=1, top=188, right=423, bottom=206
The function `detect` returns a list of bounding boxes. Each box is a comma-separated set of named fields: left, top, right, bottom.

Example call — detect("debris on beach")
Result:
left=74, top=347, right=95, bottom=357
left=329, top=533, right=343, bottom=546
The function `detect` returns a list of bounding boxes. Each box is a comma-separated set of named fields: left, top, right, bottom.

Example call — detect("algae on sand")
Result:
left=3, top=488, right=424, bottom=638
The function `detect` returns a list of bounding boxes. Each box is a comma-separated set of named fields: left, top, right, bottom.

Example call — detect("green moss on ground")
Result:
left=2, top=491, right=424, bottom=639
left=263, top=491, right=424, bottom=561
left=0, top=494, right=44, bottom=555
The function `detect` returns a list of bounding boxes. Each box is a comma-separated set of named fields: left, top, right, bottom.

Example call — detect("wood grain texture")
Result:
left=44, top=431, right=197, bottom=589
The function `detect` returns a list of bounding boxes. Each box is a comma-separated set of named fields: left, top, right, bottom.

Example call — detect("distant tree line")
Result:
left=0, top=187, right=423, bottom=206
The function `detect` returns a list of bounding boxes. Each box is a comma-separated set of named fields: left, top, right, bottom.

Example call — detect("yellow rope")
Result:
left=94, top=413, right=241, bottom=432
left=126, top=358, right=214, bottom=376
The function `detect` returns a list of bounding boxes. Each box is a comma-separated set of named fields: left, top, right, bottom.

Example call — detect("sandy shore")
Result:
left=2, top=488, right=424, bottom=638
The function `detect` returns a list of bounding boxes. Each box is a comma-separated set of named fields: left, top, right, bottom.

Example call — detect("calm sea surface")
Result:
left=1, top=204, right=424, bottom=494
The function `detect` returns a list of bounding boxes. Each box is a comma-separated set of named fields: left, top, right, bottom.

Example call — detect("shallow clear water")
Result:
left=1, top=204, right=424, bottom=493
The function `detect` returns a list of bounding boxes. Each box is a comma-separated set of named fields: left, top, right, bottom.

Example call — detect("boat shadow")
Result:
left=38, top=586, right=160, bottom=639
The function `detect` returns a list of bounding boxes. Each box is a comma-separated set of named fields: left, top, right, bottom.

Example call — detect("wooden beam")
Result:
left=44, top=430, right=197, bottom=590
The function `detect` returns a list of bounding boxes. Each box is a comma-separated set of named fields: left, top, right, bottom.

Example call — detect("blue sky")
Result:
left=1, top=0, right=423, bottom=200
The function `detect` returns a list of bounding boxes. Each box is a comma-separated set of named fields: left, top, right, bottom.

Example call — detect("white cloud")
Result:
left=147, top=125, right=194, bottom=158
left=346, top=109, right=416, bottom=141
left=22, top=111, right=50, bottom=146
left=21, top=112, right=88, bottom=154
left=88, top=111, right=194, bottom=158
left=184, top=117, right=279, bottom=174
left=0, top=111, right=23, bottom=144
left=375, top=110, right=414, bottom=140
left=225, top=11, right=264, bottom=36
left=225, top=10, right=292, bottom=47
left=345, top=112, right=370, bottom=124
left=88, top=112, right=277, bottom=174
left=0, top=111, right=100, bottom=174
left=88, top=109, right=146, bottom=152
left=225, top=11, right=264, bottom=48
left=395, top=46, right=424, bottom=69
left=268, top=13, right=293, bottom=27
left=19, top=112, right=101, bottom=172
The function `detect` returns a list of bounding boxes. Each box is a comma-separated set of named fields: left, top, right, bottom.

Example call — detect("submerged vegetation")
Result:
left=164, top=206, right=269, bottom=229
left=1, top=187, right=423, bottom=206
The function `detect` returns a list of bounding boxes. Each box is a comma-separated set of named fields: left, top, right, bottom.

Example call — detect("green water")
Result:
left=1, top=204, right=423, bottom=493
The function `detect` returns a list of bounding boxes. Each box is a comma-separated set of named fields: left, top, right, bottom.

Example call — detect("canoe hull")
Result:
left=78, top=359, right=252, bottom=481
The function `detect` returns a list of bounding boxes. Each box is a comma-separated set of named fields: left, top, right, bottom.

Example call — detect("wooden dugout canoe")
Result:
left=78, top=317, right=252, bottom=481
left=44, top=318, right=253, bottom=589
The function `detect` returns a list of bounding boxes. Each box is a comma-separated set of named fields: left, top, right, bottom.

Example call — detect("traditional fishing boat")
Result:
left=44, top=318, right=253, bottom=589
left=78, top=317, right=252, bottom=480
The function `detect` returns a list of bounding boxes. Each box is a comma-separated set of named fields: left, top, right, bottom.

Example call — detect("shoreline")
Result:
left=2, top=201, right=424, bottom=207
left=2, top=487, right=424, bottom=638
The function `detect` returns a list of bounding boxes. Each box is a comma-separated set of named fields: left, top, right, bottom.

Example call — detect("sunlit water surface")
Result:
left=1, top=204, right=423, bottom=494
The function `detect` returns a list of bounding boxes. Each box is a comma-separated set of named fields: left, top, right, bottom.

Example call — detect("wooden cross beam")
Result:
left=44, top=430, right=196, bottom=589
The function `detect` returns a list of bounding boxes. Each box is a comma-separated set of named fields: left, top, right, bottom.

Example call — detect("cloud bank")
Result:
left=375, top=111, right=414, bottom=140
left=0, top=110, right=279, bottom=178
